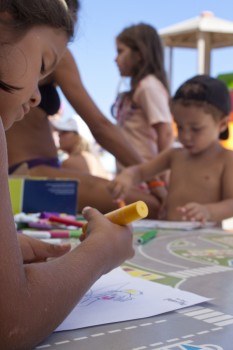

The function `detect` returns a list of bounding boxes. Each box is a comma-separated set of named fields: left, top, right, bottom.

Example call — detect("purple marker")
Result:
left=28, top=221, right=54, bottom=230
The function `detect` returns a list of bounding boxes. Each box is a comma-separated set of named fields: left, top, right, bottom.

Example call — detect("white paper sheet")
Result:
left=56, top=267, right=210, bottom=332
left=133, top=219, right=216, bottom=231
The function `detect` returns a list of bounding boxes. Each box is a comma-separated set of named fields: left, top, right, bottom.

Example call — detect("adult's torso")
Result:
left=6, top=76, right=59, bottom=167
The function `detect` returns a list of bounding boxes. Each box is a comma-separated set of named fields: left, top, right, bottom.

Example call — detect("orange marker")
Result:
left=82, top=200, right=148, bottom=233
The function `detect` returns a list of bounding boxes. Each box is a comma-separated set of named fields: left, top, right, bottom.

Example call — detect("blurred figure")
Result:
left=113, top=23, right=174, bottom=170
left=51, top=116, right=111, bottom=179
left=112, top=23, right=174, bottom=208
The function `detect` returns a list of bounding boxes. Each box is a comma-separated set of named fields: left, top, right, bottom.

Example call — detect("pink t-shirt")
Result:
left=116, top=75, right=172, bottom=166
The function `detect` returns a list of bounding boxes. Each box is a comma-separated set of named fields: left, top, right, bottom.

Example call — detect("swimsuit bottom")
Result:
left=8, top=157, right=60, bottom=175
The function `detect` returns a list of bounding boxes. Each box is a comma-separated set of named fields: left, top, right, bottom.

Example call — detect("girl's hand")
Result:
left=81, top=207, right=135, bottom=274
left=17, top=234, right=71, bottom=263
left=177, top=202, right=210, bottom=223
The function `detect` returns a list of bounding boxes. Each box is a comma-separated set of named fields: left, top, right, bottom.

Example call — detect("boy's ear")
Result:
left=219, top=116, right=230, bottom=134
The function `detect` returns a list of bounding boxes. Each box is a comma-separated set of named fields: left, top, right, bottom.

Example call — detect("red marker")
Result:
left=48, top=215, right=84, bottom=228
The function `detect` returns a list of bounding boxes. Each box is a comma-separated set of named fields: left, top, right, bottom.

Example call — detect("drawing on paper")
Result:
left=79, top=282, right=143, bottom=306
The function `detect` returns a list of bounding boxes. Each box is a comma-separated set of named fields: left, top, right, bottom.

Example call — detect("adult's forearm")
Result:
left=92, top=123, right=142, bottom=166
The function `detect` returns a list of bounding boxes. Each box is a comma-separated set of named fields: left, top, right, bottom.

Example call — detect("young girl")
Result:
left=113, top=23, right=174, bottom=171
left=0, top=1, right=134, bottom=349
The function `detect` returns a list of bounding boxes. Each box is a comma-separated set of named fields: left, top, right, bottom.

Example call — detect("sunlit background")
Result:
left=59, top=0, right=233, bottom=173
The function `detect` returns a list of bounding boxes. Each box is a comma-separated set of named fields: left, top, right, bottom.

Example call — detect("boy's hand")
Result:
left=18, top=234, right=71, bottom=263
left=108, top=171, right=133, bottom=200
left=177, top=202, right=210, bottom=223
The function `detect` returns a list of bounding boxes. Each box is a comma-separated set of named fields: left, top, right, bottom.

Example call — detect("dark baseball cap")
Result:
left=173, top=75, right=232, bottom=139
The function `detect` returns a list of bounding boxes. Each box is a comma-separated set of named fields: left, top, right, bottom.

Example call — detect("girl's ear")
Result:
left=219, top=116, right=230, bottom=134
left=132, top=50, right=142, bottom=65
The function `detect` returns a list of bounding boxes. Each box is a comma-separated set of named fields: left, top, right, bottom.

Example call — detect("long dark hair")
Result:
left=0, top=0, right=76, bottom=92
left=116, top=23, right=169, bottom=93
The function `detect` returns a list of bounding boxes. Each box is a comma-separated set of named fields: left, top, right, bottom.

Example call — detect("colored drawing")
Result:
left=79, top=282, right=143, bottom=306
left=181, top=345, right=223, bottom=350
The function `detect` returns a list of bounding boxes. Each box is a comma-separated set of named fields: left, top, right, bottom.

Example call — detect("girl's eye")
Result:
left=192, top=128, right=201, bottom=132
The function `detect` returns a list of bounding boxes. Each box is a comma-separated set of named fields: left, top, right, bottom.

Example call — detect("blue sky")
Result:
left=61, top=0, right=233, bottom=122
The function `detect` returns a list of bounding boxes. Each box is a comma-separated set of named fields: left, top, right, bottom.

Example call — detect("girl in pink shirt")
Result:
left=112, top=23, right=174, bottom=204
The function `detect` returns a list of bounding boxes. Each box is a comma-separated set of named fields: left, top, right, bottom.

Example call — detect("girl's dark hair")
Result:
left=0, top=0, right=77, bottom=92
left=65, top=0, right=80, bottom=15
left=117, top=23, right=169, bottom=93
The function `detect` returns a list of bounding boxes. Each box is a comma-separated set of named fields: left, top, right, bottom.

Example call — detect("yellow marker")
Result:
left=82, top=201, right=148, bottom=233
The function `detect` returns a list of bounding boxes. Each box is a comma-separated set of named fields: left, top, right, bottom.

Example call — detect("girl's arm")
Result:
left=0, top=120, right=134, bottom=350
left=53, top=49, right=142, bottom=166
left=152, top=122, right=173, bottom=185
left=17, top=234, right=71, bottom=263
left=153, top=122, right=174, bottom=153
left=134, top=76, right=173, bottom=155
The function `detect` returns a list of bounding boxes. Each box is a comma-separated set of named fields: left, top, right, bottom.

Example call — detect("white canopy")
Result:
left=159, top=11, right=233, bottom=78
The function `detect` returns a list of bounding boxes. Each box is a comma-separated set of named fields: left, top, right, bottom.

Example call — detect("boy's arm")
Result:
left=207, top=152, right=233, bottom=221
left=53, top=49, right=142, bottom=166
left=108, top=148, right=173, bottom=200
left=206, top=151, right=233, bottom=221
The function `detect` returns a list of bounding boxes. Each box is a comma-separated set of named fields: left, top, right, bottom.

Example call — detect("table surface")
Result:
left=35, top=225, right=233, bottom=350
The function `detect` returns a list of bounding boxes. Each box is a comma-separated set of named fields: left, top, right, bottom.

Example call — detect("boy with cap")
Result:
left=109, top=75, right=233, bottom=223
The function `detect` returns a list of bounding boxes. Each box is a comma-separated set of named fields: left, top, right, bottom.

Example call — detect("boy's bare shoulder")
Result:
left=221, top=147, right=233, bottom=161
left=170, top=147, right=185, bottom=158
left=220, top=148, right=233, bottom=169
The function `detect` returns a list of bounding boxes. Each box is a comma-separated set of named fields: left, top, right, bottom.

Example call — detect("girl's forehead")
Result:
left=116, top=39, right=130, bottom=48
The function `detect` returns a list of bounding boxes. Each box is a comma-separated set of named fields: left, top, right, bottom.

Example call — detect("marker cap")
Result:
left=82, top=201, right=148, bottom=233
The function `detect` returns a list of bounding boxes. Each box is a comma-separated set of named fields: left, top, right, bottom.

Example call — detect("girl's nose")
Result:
left=29, top=87, right=41, bottom=108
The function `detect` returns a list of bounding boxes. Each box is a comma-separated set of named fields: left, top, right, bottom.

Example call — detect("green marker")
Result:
left=137, top=229, right=157, bottom=244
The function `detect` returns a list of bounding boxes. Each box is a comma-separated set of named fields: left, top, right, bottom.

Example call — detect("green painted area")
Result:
left=123, top=262, right=181, bottom=288
left=173, top=249, right=233, bottom=267
left=202, top=234, right=233, bottom=247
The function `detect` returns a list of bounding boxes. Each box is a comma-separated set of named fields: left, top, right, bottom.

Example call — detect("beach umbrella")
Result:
left=159, top=11, right=233, bottom=82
